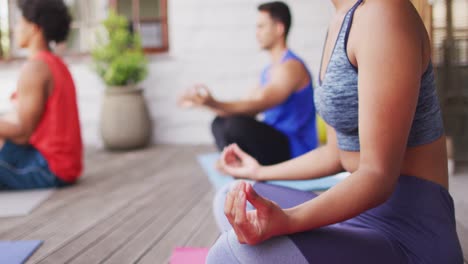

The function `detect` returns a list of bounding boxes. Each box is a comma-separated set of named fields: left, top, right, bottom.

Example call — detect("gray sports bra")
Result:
left=314, top=0, right=444, bottom=151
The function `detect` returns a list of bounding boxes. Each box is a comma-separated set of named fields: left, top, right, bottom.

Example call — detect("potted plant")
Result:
left=92, top=11, right=152, bottom=150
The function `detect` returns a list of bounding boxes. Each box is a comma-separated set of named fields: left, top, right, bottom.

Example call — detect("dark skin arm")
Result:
left=217, top=123, right=343, bottom=181
left=0, top=59, right=50, bottom=145
left=178, top=60, right=307, bottom=117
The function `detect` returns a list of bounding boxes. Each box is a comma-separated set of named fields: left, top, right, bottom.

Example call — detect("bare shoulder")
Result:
left=18, top=58, right=51, bottom=87
left=358, top=0, right=432, bottom=58
left=273, top=59, right=307, bottom=80
left=22, top=58, right=49, bottom=75
left=356, top=0, right=421, bottom=31
left=351, top=0, right=425, bottom=60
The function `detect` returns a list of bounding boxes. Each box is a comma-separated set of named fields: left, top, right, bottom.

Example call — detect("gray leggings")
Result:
left=207, top=177, right=463, bottom=264
left=206, top=181, right=308, bottom=264
left=207, top=229, right=309, bottom=264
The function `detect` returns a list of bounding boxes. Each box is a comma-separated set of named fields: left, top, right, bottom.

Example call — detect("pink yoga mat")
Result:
left=170, top=247, right=209, bottom=264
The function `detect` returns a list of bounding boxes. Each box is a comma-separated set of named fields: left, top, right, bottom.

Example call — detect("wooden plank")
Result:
left=0, top=146, right=176, bottom=240
left=21, top=147, right=183, bottom=263
left=183, top=208, right=220, bottom=248
left=68, top=182, right=208, bottom=263
left=41, top=147, right=207, bottom=263
left=103, top=190, right=213, bottom=264
left=35, top=181, right=178, bottom=263
left=165, top=145, right=219, bottom=248
left=34, top=146, right=203, bottom=263
left=34, top=176, right=192, bottom=263
left=135, top=191, right=214, bottom=264
left=0, top=145, right=222, bottom=264
left=0, top=147, right=109, bottom=234
left=0, top=147, right=137, bottom=235
left=2, top=144, right=466, bottom=264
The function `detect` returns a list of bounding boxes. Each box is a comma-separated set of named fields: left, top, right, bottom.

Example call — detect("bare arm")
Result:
left=179, top=60, right=306, bottom=116
left=0, top=59, right=50, bottom=144
left=243, top=85, right=262, bottom=100
left=218, top=122, right=342, bottom=181
left=256, top=124, right=343, bottom=180
left=207, top=60, right=304, bottom=116
left=284, top=2, right=422, bottom=233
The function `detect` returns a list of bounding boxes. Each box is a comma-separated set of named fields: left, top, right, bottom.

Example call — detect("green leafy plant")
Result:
left=91, top=11, right=148, bottom=87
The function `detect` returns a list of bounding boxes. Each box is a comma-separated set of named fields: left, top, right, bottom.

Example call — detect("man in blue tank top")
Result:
left=179, top=2, right=318, bottom=165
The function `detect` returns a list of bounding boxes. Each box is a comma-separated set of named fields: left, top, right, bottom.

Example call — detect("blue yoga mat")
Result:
left=0, top=240, right=43, bottom=264
left=197, top=153, right=349, bottom=191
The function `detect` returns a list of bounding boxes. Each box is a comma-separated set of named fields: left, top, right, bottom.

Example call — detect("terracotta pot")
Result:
left=100, top=85, right=152, bottom=150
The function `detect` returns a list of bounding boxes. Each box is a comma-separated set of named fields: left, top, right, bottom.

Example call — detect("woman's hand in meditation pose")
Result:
left=217, top=143, right=261, bottom=180
left=225, top=181, right=290, bottom=245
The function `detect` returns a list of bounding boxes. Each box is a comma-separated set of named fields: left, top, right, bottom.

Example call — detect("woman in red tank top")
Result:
left=0, top=0, right=82, bottom=190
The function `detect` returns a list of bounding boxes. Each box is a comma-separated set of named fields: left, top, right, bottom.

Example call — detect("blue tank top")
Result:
left=314, top=0, right=444, bottom=151
left=261, top=49, right=318, bottom=157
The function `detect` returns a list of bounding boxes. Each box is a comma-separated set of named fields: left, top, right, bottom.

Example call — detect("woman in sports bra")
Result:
left=207, top=0, right=464, bottom=263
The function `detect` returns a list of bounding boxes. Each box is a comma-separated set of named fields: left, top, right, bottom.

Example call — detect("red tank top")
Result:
left=28, top=51, right=83, bottom=182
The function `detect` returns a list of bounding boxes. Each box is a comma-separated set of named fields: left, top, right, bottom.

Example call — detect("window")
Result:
left=0, top=0, right=101, bottom=58
left=433, top=0, right=468, bottom=65
left=0, top=0, right=12, bottom=59
left=0, top=0, right=168, bottom=59
left=61, top=0, right=106, bottom=55
left=110, top=0, right=169, bottom=52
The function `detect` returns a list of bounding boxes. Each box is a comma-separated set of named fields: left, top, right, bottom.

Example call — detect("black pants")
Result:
left=211, top=115, right=291, bottom=165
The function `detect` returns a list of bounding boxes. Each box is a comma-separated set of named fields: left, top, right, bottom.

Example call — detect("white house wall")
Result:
left=0, top=0, right=333, bottom=147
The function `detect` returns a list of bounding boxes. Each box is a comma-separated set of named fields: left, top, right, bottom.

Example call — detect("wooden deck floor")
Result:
left=0, top=145, right=220, bottom=264
left=0, top=145, right=466, bottom=263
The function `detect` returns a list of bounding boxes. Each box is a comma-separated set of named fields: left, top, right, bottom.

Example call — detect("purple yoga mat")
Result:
left=0, top=240, right=43, bottom=264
